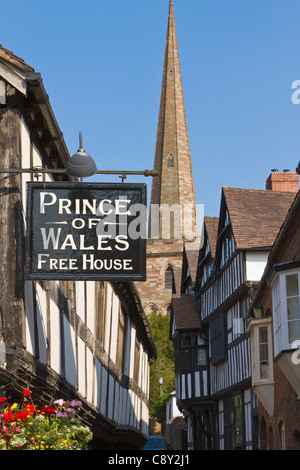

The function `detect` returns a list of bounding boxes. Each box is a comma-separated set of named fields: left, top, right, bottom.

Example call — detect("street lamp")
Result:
left=0, top=131, right=158, bottom=181
left=159, top=376, right=163, bottom=396
left=66, top=132, right=97, bottom=178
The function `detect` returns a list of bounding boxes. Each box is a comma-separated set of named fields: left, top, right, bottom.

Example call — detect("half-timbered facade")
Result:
left=171, top=177, right=298, bottom=450
left=248, top=185, right=300, bottom=449
left=171, top=294, right=215, bottom=450
left=197, top=184, right=297, bottom=450
left=0, top=45, right=156, bottom=450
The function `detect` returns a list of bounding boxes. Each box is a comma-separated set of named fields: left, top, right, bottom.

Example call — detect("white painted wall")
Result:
left=18, top=117, right=151, bottom=439
left=245, top=251, right=269, bottom=281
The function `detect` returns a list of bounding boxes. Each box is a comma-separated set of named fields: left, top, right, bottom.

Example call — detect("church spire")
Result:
left=149, top=0, right=198, bottom=242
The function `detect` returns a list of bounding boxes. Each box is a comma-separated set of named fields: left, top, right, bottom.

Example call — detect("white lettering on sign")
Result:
left=33, top=188, right=142, bottom=277
left=40, top=192, right=131, bottom=216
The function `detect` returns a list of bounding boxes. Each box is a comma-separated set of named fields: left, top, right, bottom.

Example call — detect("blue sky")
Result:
left=2, top=0, right=300, bottom=217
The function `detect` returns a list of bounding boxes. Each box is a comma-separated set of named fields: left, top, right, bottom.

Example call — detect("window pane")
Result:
left=289, top=320, right=300, bottom=344
left=165, top=267, right=174, bottom=291
left=181, top=349, right=191, bottom=369
left=286, top=274, right=299, bottom=297
left=259, top=326, right=269, bottom=379
left=259, top=326, right=268, bottom=344
left=181, top=333, right=190, bottom=347
left=195, top=348, right=207, bottom=366
left=234, top=394, right=244, bottom=446
left=287, top=297, right=300, bottom=320
left=193, top=333, right=205, bottom=346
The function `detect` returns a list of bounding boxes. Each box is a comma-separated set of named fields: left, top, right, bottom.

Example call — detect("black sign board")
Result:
left=26, top=182, right=146, bottom=281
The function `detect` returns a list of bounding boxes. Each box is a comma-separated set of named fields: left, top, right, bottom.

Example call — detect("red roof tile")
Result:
left=223, top=187, right=297, bottom=249
left=172, top=296, right=200, bottom=330
left=204, top=216, right=219, bottom=257
left=184, top=248, right=199, bottom=282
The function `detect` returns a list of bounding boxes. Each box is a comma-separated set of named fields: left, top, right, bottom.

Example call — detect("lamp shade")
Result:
left=66, top=132, right=97, bottom=178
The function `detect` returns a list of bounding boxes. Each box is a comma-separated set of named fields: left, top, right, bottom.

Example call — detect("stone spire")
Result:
left=148, top=0, right=198, bottom=242
left=136, top=1, right=199, bottom=317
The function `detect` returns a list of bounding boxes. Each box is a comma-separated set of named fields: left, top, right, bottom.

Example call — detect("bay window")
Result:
left=271, top=266, right=300, bottom=357
left=247, top=317, right=273, bottom=384
left=247, top=316, right=274, bottom=416
left=286, top=273, right=300, bottom=344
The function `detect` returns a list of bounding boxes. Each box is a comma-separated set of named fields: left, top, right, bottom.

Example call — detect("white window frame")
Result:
left=248, top=317, right=274, bottom=385
left=271, top=268, right=300, bottom=357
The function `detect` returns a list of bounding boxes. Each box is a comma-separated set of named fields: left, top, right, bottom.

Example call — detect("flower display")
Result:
left=0, top=391, right=93, bottom=450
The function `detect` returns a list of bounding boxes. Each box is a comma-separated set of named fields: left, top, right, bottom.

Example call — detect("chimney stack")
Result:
left=266, top=169, right=299, bottom=193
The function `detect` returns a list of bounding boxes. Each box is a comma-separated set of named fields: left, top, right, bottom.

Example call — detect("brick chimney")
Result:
left=266, top=169, right=299, bottom=193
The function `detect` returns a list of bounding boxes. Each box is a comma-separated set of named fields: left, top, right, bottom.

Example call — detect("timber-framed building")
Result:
left=170, top=173, right=298, bottom=450
left=0, top=44, right=156, bottom=450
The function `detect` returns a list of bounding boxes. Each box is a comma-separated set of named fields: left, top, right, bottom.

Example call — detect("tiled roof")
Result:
left=223, top=187, right=297, bottom=249
left=0, top=45, right=34, bottom=72
left=204, top=216, right=219, bottom=258
left=249, top=190, right=300, bottom=312
left=172, top=295, right=200, bottom=330
left=184, top=248, right=199, bottom=283
left=173, top=266, right=182, bottom=294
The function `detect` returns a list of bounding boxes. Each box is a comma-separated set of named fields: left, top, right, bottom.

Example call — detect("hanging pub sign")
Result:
left=26, top=182, right=146, bottom=281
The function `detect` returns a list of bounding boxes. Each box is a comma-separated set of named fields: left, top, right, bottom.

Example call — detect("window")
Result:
left=206, top=262, right=214, bottom=279
left=165, top=266, right=175, bottom=292
left=259, top=326, right=269, bottom=379
left=166, top=304, right=171, bottom=317
left=224, top=393, right=245, bottom=449
left=147, top=303, right=158, bottom=316
left=225, top=235, right=233, bottom=263
left=247, top=317, right=273, bottom=384
left=286, top=274, right=300, bottom=344
left=210, top=311, right=227, bottom=364
left=179, top=332, right=207, bottom=371
left=272, top=277, right=282, bottom=356
left=167, top=154, right=174, bottom=168
left=233, top=296, right=251, bottom=335
left=271, top=268, right=300, bottom=356
left=279, top=422, right=286, bottom=450
left=233, top=393, right=244, bottom=448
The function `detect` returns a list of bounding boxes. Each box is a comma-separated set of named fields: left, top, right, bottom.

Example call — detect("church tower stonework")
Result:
left=137, top=0, right=199, bottom=316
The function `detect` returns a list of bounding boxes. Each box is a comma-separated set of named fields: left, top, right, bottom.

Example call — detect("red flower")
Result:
left=15, top=404, right=35, bottom=423
left=0, top=397, right=7, bottom=403
left=15, top=410, right=27, bottom=423
left=39, top=405, right=56, bottom=416
left=25, top=404, right=35, bottom=416
left=3, top=410, right=15, bottom=424
left=22, top=390, right=31, bottom=397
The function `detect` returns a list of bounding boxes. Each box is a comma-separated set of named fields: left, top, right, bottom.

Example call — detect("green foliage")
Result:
left=148, top=313, right=175, bottom=421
